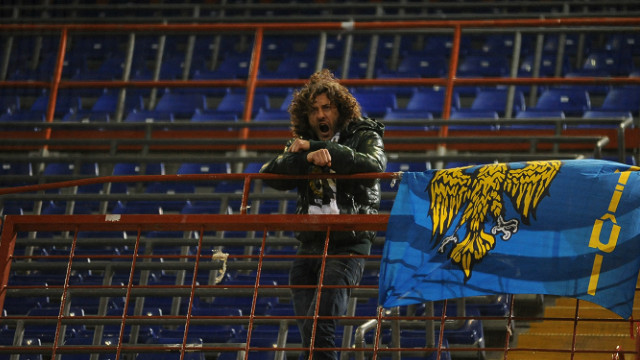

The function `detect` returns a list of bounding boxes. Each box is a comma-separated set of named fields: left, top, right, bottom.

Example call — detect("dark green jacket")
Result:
left=260, top=117, right=387, bottom=255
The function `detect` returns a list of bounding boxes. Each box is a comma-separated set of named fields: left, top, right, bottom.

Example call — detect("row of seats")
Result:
left=7, top=32, right=640, bottom=81
left=2, top=85, right=638, bottom=123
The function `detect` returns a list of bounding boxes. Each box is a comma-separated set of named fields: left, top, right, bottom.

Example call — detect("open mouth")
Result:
left=319, top=123, right=330, bottom=133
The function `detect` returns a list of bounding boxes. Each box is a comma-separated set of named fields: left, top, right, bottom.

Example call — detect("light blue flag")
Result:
left=379, top=159, right=640, bottom=319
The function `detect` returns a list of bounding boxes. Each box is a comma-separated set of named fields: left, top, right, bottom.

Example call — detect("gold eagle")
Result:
left=427, top=160, right=561, bottom=280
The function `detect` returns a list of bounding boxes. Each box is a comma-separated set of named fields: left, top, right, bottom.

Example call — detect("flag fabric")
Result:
left=379, top=159, right=640, bottom=319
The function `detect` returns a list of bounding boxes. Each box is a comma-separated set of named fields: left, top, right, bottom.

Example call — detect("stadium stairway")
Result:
left=510, top=290, right=640, bottom=360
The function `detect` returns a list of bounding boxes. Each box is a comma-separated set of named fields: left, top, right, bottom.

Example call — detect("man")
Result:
left=260, top=69, right=386, bottom=360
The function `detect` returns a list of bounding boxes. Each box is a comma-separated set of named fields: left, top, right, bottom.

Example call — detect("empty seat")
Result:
left=512, top=110, right=565, bottom=129
left=457, top=54, right=510, bottom=78
left=581, top=50, right=634, bottom=76
left=580, top=110, right=633, bottom=129
left=260, top=56, right=315, bottom=79
left=532, top=87, right=591, bottom=117
left=91, top=90, right=144, bottom=115
left=519, top=52, right=572, bottom=77
left=216, top=91, right=270, bottom=118
left=404, top=88, right=460, bottom=118
left=125, top=109, right=174, bottom=123
left=29, top=92, right=82, bottom=117
left=396, top=55, right=448, bottom=78
left=597, top=87, right=640, bottom=114
left=154, top=91, right=206, bottom=119
left=353, top=89, right=398, bottom=119
left=449, top=109, right=499, bottom=130
left=464, top=88, right=526, bottom=117
left=383, top=108, right=432, bottom=130
left=190, top=109, right=238, bottom=123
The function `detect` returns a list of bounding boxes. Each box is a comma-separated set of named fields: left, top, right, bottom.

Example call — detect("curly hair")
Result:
left=288, top=69, right=361, bottom=139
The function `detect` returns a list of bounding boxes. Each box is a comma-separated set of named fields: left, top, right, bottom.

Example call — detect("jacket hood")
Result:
left=345, top=117, right=385, bottom=138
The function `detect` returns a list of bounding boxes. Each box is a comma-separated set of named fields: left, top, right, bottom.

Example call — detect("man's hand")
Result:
left=306, top=149, right=332, bottom=167
left=287, top=139, right=310, bottom=153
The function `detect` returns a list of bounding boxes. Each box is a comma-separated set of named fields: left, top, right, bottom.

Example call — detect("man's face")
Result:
left=309, top=93, right=339, bottom=140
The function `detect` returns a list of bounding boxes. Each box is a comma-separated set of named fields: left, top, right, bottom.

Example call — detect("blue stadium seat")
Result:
left=24, top=307, right=86, bottom=343
left=466, top=88, right=526, bottom=117
left=581, top=50, right=634, bottom=76
left=383, top=108, right=432, bottom=130
left=180, top=201, right=224, bottom=215
left=449, top=109, right=499, bottom=130
left=404, top=88, right=460, bottom=118
left=396, top=55, right=448, bottom=78
left=0, top=111, right=46, bottom=122
left=353, top=89, right=398, bottom=119
left=111, top=200, right=162, bottom=215
left=125, top=109, right=174, bottom=123
left=512, top=110, right=565, bottom=129
left=532, top=87, right=591, bottom=117
left=29, top=92, right=82, bottom=117
left=110, top=162, right=165, bottom=193
left=216, top=91, right=270, bottom=117
left=457, top=54, right=510, bottom=78
left=0, top=95, right=20, bottom=114
left=61, top=336, right=118, bottom=360
left=605, top=33, right=640, bottom=55
left=543, top=33, right=593, bottom=56
left=519, top=52, right=572, bottom=77
left=254, top=108, right=290, bottom=122
left=597, top=87, right=640, bottom=114
left=0, top=332, right=44, bottom=360
left=580, top=110, right=633, bottom=129
left=0, top=161, right=33, bottom=186
left=214, top=54, right=251, bottom=79
left=190, top=109, right=238, bottom=123
left=91, top=90, right=144, bottom=115
left=61, top=110, right=110, bottom=123
left=261, top=56, right=316, bottom=80
left=154, top=91, right=206, bottom=119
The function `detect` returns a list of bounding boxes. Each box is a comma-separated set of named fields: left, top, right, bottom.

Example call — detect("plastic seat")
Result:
left=190, top=109, right=238, bottom=123
left=457, top=54, right=510, bottom=78
left=125, top=109, right=174, bottom=123
left=29, top=92, right=82, bottom=117
left=519, top=52, right=572, bottom=77
left=606, top=33, right=640, bottom=55
left=404, top=88, right=460, bottom=118
left=24, top=307, right=85, bottom=343
left=154, top=91, right=206, bottom=119
left=467, top=88, right=526, bottom=117
left=61, top=110, right=110, bottom=123
left=214, top=54, right=251, bottom=79
left=0, top=95, right=20, bottom=114
left=581, top=50, right=634, bottom=76
left=580, top=110, right=633, bottom=128
left=512, top=110, right=565, bottom=129
left=383, top=108, right=432, bottom=130
left=43, top=162, right=99, bottom=177
left=111, top=162, right=165, bottom=193
left=449, top=109, right=499, bottom=130
left=353, top=89, right=398, bottom=119
left=397, top=55, right=448, bottom=78
left=253, top=108, right=290, bottom=130
left=597, top=87, right=640, bottom=114
left=0, top=110, right=46, bottom=122
left=532, top=87, right=591, bottom=117
left=216, top=91, right=270, bottom=117
left=91, top=90, right=144, bottom=115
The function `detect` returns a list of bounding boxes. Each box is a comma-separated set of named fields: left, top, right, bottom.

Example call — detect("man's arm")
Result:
left=325, top=131, right=386, bottom=174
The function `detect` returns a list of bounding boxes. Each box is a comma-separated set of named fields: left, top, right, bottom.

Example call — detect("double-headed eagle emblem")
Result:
left=427, top=160, right=562, bottom=280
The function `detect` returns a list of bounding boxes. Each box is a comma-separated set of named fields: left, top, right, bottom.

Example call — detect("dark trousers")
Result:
left=290, top=254, right=365, bottom=360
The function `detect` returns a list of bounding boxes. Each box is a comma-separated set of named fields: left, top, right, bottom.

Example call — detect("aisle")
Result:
left=509, top=293, right=640, bottom=360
